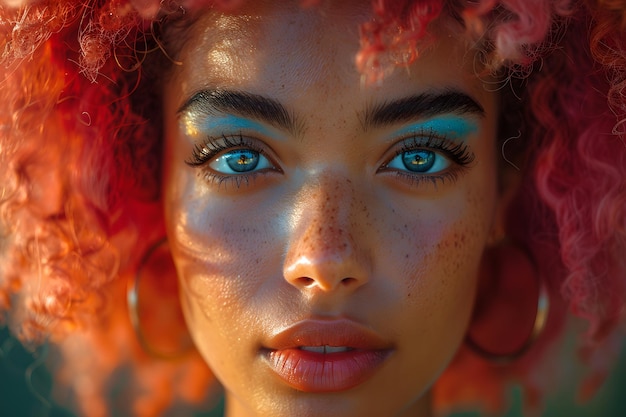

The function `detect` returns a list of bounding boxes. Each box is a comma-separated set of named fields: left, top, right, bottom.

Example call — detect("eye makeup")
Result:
left=180, top=113, right=280, bottom=140
left=387, top=116, right=479, bottom=142
left=376, top=116, right=478, bottom=189
left=180, top=107, right=480, bottom=192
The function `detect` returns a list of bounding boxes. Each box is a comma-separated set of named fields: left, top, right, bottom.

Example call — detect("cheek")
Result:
left=169, top=204, right=273, bottom=385
left=386, top=182, right=495, bottom=339
left=410, top=218, right=483, bottom=331
left=164, top=170, right=286, bottom=365
left=170, top=200, right=270, bottom=325
left=392, top=191, right=491, bottom=298
left=392, top=219, right=482, bottom=343
left=383, top=191, right=492, bottom=389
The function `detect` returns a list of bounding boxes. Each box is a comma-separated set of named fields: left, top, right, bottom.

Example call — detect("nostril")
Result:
left=288, top=275, right=364, bottom=291
left=296, top=277, right=316, bottom=287
left=341, top=277, right=358, bottom=286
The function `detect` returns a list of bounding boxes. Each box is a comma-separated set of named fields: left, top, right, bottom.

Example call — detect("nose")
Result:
left=283, top=175, right=371, bottom=294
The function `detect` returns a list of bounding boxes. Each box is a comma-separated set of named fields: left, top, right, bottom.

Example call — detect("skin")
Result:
left=162, top=2, right=502, bottom=416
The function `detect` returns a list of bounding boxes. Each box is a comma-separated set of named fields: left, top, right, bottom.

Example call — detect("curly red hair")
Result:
left=0, top=0, right=624, bottom=416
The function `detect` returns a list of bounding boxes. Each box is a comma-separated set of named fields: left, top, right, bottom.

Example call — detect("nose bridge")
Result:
left=307, top=175, right=354, bottom=251
left=283, top=173, right=370, bottom=292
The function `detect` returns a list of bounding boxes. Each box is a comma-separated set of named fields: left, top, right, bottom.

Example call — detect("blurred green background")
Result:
left=1, top=325, right=624, bottom=416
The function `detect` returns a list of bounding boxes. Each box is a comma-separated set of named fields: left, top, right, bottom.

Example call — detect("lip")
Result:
left=261, top=319, right=394, bottom=392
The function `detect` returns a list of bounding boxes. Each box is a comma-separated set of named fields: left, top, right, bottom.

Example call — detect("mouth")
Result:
left=299, top=345, right=353, bottom=353
left=261, top=319, right=394, bottom=393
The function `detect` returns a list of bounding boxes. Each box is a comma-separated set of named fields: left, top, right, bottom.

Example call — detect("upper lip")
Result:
left=263, top=319, right=393, bottom=351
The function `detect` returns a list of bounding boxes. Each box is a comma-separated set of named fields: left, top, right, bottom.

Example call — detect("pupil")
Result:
left=402, top=150, right=435, bottom=172
left=226, top=150, right=259, bottom=173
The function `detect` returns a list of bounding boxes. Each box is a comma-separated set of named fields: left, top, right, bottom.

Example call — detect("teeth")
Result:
left=299, top=345, right=351, bottom=353
left=325, top=346, right=350, bottom=353
left=300, top=346, right=325, bottom=353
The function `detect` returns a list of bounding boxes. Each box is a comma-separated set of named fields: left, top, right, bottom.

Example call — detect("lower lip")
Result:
left=264, top=348, right=391, bottom=392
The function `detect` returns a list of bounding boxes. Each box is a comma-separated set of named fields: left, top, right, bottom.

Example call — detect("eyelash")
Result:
left=186, top=132, right=475, bottom=189
left=379, top=133, right=475, bottom=187
left=185, top=134, right=277, bottom=187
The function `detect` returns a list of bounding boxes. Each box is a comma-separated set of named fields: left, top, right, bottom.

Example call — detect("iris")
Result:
left=223, top=150, right=260, bottom=172
left=402, top=150, right=435, bottom=172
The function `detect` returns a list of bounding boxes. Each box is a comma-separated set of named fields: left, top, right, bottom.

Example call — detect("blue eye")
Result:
left=386, top=149, right=450, bottom=174
left=209, top=149, right=273, bottom=174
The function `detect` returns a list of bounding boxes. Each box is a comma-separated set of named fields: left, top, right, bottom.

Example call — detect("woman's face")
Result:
left=163, top=2, right=500, bottom=416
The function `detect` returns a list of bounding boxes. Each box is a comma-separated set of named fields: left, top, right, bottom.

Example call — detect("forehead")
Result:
left=168, top=2, right=490, bottom=111
left=172, top=3, right=363, bottom=88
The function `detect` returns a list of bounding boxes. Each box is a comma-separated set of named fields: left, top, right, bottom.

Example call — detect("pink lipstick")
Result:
left=262, top=319, right=393, bottom=392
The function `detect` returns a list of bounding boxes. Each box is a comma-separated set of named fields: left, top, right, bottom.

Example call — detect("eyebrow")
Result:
left=178, top=89, right=304, bottom=137
left=179, top=89, right=484, bottom=137
left=361, top=91, right=485, bottom=131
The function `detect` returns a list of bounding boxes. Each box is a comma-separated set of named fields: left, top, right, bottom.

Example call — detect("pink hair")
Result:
left=0, top=0, right=624, bottom=416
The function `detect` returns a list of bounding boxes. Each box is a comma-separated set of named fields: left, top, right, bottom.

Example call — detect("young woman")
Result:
left=0, top=0, right=624, bottom=416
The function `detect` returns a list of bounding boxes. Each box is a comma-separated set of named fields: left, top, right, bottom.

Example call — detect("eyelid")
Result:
left=179, top=110, right=286, bottom=145
left=421, top=137, right=471, bottom=166
left=385, top=117, right=479, bottom=144
left=185, top=134, right=279, bottom=169
left=381, top=130, right=474, bottom=167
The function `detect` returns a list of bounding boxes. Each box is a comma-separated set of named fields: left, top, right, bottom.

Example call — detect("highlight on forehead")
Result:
left=168, top=11, right=264, bottom=83
left=172, top=4, right=423, bottom=99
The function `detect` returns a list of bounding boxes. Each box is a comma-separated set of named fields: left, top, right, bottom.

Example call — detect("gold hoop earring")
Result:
left=466, top=243, right=550, bottom=364
left=127, top=238, right=193, bottom=359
